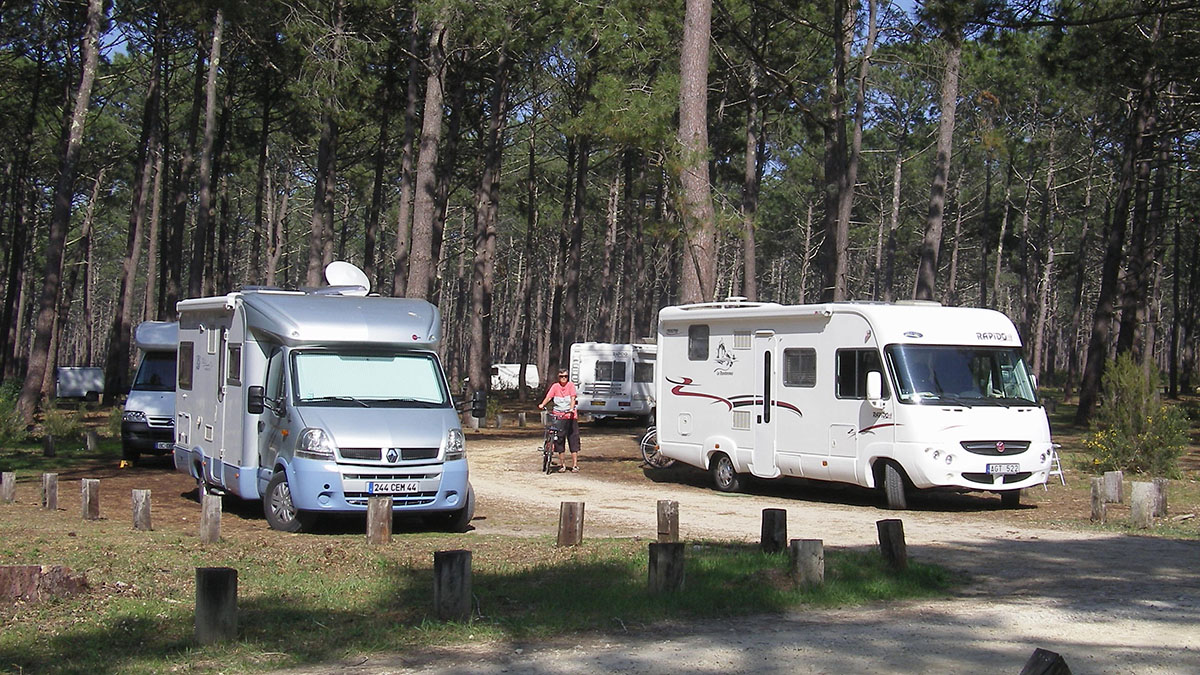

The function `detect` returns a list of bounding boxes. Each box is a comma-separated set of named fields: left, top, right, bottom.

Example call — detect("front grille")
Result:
left=147, top=416, right=174, bottom=429
left=960, top=440, right=1031, bottom=456
left=343, top=471, right=441, bottom=481
left=962, top=472, right=1033, bottom=484
left=345, top=492, right=438, bottom=507
left=400, top=447, right=439, bottom=460
left=340, top=447, right=381, bottom=461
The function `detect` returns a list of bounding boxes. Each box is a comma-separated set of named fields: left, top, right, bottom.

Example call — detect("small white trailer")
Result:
left=490, top=363, right=539, bottom=391
left=569, top=342, right=656, bottom=421
left=654, top=299, right=1054, bottom=508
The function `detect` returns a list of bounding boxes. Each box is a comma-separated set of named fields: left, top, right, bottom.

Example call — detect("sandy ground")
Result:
left=272, top=427, right=1200, bottom=675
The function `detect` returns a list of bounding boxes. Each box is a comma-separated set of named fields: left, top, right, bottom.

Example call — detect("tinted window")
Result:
left=688, top=325, right=709, bottom=361
left=634, top=362, right=654, bottom=383
left=226, top=344, right=242, bottom=386
left=836, top=349, right=886, bottom=399
left=783, top=348, right=816, bottom=388
left=177, top=342, right=194, bottom=391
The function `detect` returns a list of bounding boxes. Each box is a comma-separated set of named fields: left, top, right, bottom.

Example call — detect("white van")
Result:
left=490, top=363, right=539, bottom=391
left=121, top=321, right=178, bottom=463
left=172, top=264, right=485, bottom=532
left=570, top=342, right=656, bottom=421
left=654, top=299, right=1053, bottom=508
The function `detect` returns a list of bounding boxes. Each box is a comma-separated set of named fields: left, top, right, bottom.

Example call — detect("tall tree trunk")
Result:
left=1063, top=156, right=1096, bottom=401
left=1115, top=117, right=1162, bottom=356
left=391, top=10, right=421, bottom=297
left=307, top=111, right=338, bottom=287
left=406, top=20, right=449, bottom=300
left=365, top=46, right=398, bottom=285
left=882, top=150, right=902, bottom=302
left=141, top=148, right=164, bottom=322
left=677, top=0, right=717, bottom=304
left=741, top=66, right=761, bottom=301
left=819, top=0, right=852, bottom=302
left=251, top=96, right=273, bottom=284
left=561, top=136, right=589, bottom=350
left=516, top=117, right=539, bottom=400
left=17, top=0, right=103, bottom=423
left=913, top=26, right=962, bottom=301
left=991, top=157, right=1015, bottom=305
left=166, top=42, right=206, bottom=310
left=189, top=8, right=223, bottom=298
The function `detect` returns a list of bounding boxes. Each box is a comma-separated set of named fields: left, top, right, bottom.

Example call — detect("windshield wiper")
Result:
left=301, top=395, right=370, bottom=408
left=367, top=397, right=442, bottom=408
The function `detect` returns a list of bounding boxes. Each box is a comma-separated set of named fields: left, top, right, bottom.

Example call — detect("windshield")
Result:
left=291, top=350, right=450, bottom=408
left=885, top=344, right=1038, bottom=406
left=132, top=352, right=176, bottom=391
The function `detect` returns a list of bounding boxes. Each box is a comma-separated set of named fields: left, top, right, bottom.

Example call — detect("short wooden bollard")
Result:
left=433, top=549, right=472, bottom=621
left=657, top=500, right=679, bottom=543
left=518, top=412, right=527, bottom=428
left=467, top=415, right=480, bottom=430
left=1102, top=471, right=1123, bottom=503
left=648, top=542, right=685, bottom=593
left=789, top=539, right=824, bottom=587
left=761, top=508, right=787, bottom=553
left=876, top=518, right=907, bottom=571
left=85, top=429, right=99, bottom=453
left=81, top=479, right=100, bottom=520
left=557, top=501, right=584, bottom=547
left=1130, top=481, right=1156, bottom=529
left=132, top=490, right=152, bottom=531
left=200, top=492, right=221, bottom=544
left=0, top=472, right=15, bottom=504
left=41, top=473, right=58, bottom=511
left=366, top=496, right=392, bottom=544
left=42, top=435, right=55, bottom=458
left=195, top=567, right=237, bottom=644
left=494, top=413, right=505, bottom=428
left=1089, top=477, right=1106, bottom=523
left=1019, top=647, right=1072, bottom=675
left=1152, top=477, right=1169, bottom=517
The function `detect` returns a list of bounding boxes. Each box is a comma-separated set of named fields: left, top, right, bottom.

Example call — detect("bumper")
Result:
left=121, top=421, right=175, bottom=454
left=280, top=456, right=470, bottom=514
left=898, top=442, right=1053, bottom=491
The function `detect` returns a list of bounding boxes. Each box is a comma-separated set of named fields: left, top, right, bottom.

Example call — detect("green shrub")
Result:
left=0, top=380, right=26, bottom=444
left=41, top=405, right=84, bottom=440
left=106, top=405, right=124, bottom=438
left=1081, top=354, right=1189, bottom=477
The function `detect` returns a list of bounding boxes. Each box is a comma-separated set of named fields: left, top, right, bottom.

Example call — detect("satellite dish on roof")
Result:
left=324, top=261, right=371, bottom=295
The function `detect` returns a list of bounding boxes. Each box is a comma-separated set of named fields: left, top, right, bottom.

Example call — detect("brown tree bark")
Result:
left=189, top=8, right=223, bottom=298
left=392, top=11, right=421, bottom=297
left=677, top=0, right=717, bottom=304
left=406, top=20, right=449, bottom=301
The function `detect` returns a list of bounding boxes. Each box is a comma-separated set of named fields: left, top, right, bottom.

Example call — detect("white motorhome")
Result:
left=654, top=300, right=1053, bottom=509
left=172, top=264, right=484, bottom=532
left=490, top=363, right=539, bottom=391
left=570, top=342, right=656, bottom=421
left=121, top=321, right=178, bottom=463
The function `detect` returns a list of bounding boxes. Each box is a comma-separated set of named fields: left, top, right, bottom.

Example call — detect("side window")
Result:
left=634, top=362, right=654, bottom=383
left=688, top=324, right=709, bottom=361
left=595, top=361, right=613, bottom=382
left=611, top=361, right=627, bottom=382
left=783, top=348, right=817, bottom=388
left=264, top=348, right=285, bottom=408
left=836, top=349, right=887, bottom=399
left=226, top=344, right=242, bottom=386
left=178, top=341, right=194, bottom=391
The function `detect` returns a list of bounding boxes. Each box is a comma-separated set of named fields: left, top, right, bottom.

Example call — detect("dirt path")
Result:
left=277, top=429, right=1200, bottom=675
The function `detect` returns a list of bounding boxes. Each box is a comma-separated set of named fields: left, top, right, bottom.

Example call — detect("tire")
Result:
left=1001, top=489, right=1021, bottom=508
left=640, top=428, right=675, bottom=469
left=542, top=437, right=555, bottom=474
left=881, top=460, right=908, bottom=510
left=264, top=471, right=312, bottom=532
left=443, top=485, right=476, bottom=533
left=121, top=443, right=140, bottom=465
left=711, top=453, right=742, bottom=492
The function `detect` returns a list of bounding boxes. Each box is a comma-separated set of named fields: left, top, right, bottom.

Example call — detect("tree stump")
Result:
left=42, top=435, right=55, bottom=458
left=41, top=473, right=58, bottom=511
left=132, top=489, right=152, bottom=531
left=494, top=413, right=505, bottom=428
left=876, top=518, right=907, bottom=571
left=1089, top=477, right=1106, bottom=523
left=648, top=542, right=685, bottom=593
left=789, top=539, right=824, bottom=588
left=761, top=508, right=787, bottom=553
left=0, top=472, right=15, bottom=504
left=467, top=415, right=480, bottom=430
left=1102, top=471, right=1123, bottom=503
left=1152, top=477, right=1168, bottom=517
left=657, top=500, right=679, bottom=543
left=1019, top=647, right=1072, bottom=675
left=557, top=501, right=584, bottom=547
left=1, top=565, right=87, bottom=601
left=366, top=496, right=392, bottom=545
left=433, top=549, right=472, bottom=621
left=1130, top=481, right=1155, bottom=529
left=86, top=429, right=99, bottom=453
left=200, top=492, right=221, bottom=544
left=81, top=479, right=100, bottom=520
left=518, top=412, right=527, bottom=428
left=195, top=567, right=237, bottom=644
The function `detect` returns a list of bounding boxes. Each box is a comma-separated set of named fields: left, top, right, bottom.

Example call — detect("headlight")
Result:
left=445, top=428, right=465, bottom=461
left=296, top=428, right=335, bottom=460
left=123, top=410, right=146, bottom=423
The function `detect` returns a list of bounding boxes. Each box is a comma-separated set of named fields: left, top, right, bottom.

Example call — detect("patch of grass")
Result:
left=0, top=510, right=952, bottom=674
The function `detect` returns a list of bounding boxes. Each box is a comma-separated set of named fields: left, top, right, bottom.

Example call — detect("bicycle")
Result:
left=540, top=409, right=576, bottom=474
left=639, top=426, right=675, bottom=468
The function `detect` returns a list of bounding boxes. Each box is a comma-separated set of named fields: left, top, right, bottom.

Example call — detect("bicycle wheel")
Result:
left=640, top=427, right=674, bottom=468
left=542, top=437, right=554, bottom=474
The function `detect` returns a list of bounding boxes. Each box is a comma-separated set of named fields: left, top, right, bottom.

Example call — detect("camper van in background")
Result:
left=121, top=321, right=178, bottom=463
left=570, top=342, right=656, bottom=422
left=56, top=367, right=104, bottom=401
left=172, top=263, right=484, bottom=533
left=654, top=299, right=1053, bottom=509
left=490, top=363, right=539, bottom=391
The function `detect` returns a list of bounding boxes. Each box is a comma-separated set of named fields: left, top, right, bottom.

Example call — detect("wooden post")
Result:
left=656, top=500, right=679, bottom=543
left=1130, top=481, right=1155, bottom=529
left=1102, top=470, right=1123, bottom=503
left=80, top=479, right=100, bottom=520
left=41, top=473, right=58, bottom=511
left=0, top=472, right=15, bottom=504
left=132, top=490, right=152, bottom=531
left=557, top=501, right=584, bottom=547
left=433, top=549, right=472, bottom=621
left=194, top=567, right=237, bottom=644
left=366, top=496, right=392, bottom=544
left=648, top=542, right=685, bottom=593
left=200, top=492, right=221, bottom=544
left=789, top=539, right=824, bottom=588
left=85, top=429, right=99, bottom=453
left=876, top=518, right=907, bottom=571
left=1019, top=647, right=1072, bottom=675
left=761, top=508, right=787, bottom=553
left=1152, top=477, right=1168, bottom=517
left=518, top=412, right=527, bottom=428
left=1089, top=477, right=1106, bottom=523
left=42, top=435, right=55, bottom=458
left=494, top=413, right=504, bottom=428
left=467, top=415, right=480, bottom=430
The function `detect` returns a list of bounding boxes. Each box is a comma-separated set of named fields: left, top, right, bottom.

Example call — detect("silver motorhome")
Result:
left=172, top=272, right=482, bottom=532
left=122, top=321, right=178, bottom=463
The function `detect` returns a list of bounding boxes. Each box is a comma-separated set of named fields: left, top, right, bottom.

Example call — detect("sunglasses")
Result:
left=558, top=375, right=569, bottom=379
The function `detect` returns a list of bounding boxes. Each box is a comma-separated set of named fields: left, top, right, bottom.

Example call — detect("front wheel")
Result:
left=640, top=428, right=675, bottom=469
left=1001, top=489, right=1021, bottom=508
left=264, top=471, right=313, bottom=532
left=880, top=460, right=909, bottom=510
left=711, top=453, right=743, bottom=492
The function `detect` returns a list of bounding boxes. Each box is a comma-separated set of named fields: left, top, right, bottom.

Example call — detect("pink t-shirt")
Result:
left=546, top=381, right=577, bottom=414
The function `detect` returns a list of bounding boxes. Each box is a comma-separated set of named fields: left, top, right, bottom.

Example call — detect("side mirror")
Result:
left=471, top=390, right=487, bottom=420
left=247, top=385, right=265, bottom=415
left=866, top=371, right=885, bottom=410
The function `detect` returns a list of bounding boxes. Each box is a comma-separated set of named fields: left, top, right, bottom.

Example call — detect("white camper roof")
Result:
left=177, top=291, right=441, bottom=349
left=659, top=300, right=1024, bottom=349
left=133, top=321, right=179, bottom=352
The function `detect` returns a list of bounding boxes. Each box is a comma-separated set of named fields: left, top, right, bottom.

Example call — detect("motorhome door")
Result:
left=751, top=330, right=780, bottom=478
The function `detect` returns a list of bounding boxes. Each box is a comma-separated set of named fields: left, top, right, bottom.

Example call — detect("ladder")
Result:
left=1045, top=445, right=1065, bottom=489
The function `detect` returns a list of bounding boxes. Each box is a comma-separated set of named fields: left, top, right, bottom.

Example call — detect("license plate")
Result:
left=155, top=441, right=174, bottom=450
left=590, top=400, right=605, bottom=406
left=987, top=463, right=1020, bottom=475
left=368, top=481, right=420, bottom=494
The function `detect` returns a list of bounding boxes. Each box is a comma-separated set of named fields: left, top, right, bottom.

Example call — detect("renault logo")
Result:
left=386, top=448, right=399, bottom=463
